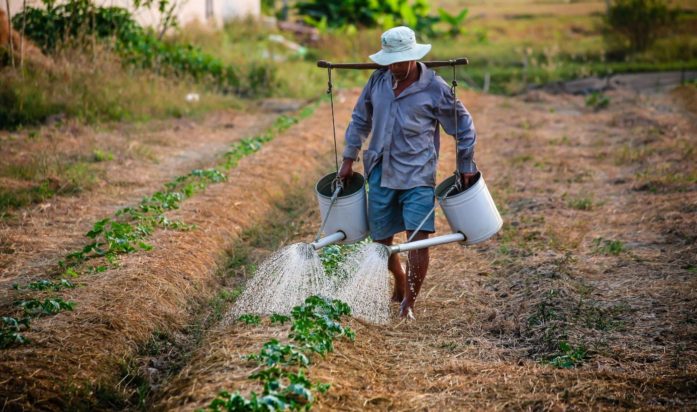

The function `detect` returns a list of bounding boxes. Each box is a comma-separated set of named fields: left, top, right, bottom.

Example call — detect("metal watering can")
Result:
left=311, top=171, right=502, bottom=254
left=311, top=172, right=369, bottom=250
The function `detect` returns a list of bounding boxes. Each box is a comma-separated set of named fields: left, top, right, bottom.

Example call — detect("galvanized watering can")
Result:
left=311, top=171, right=502, bottom=254
left=311, top=172, right=369, bottom=249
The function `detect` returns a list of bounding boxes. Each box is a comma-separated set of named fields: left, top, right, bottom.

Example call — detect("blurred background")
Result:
left=1, top=0, right=695, bottom=128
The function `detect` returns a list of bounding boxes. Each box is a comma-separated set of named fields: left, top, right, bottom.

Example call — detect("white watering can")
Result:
left=310, top=171, right=502, bottom=254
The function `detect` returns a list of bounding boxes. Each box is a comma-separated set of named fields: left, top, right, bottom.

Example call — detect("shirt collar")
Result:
left=393, top=61, right=433, bottom=100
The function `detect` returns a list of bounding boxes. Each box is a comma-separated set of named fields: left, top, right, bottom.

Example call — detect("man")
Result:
left=338, top=26, right=478, bottom=320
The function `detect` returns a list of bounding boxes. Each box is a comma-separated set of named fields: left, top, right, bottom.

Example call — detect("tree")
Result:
left=605, top=0, right=676, bottom=52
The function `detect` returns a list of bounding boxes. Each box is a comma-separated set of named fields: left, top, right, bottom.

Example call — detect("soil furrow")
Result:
left=0, top=93, right=356, bottom=410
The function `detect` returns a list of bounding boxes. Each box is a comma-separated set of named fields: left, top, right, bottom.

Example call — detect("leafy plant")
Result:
left=548, top=341, right=587, bottom=368
left=15, top=298, right=75, bottom=316
left=0, top=317, right=31, bottom=348
left=12, top=0, right=246, bottom=93
left=437, top=7, right=468, bottom=37
left=206, top=297, right=353, bottom=411
left=605, top=0, right=676, bottom=52
left=270, top=314, right=291, bottom=325
left=296, top=0, right=438, bottom=35
left=13, top=279, right=75, bottom=291
left=238, top=314, right=262, bottom=325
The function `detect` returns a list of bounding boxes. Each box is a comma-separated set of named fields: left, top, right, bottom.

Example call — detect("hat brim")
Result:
left=369, top=43, right=431, bottom=66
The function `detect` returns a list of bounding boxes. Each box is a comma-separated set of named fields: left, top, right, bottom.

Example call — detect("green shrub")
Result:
left=13, top=0, right=244, bottom=92
left=295, top=0, right=440, bottom=35
left=605, top=0, right=676, bottom=52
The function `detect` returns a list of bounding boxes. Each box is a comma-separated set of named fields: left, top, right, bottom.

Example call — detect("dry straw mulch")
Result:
left=0, top=92, right=357, bottom=410
left=151, top=89, right=696, bottom=410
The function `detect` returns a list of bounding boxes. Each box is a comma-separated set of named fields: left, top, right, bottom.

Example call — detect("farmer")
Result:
left=338, top=26, right=478, bottom=319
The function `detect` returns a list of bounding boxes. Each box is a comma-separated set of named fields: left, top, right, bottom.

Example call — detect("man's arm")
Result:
left=435, top=85, right=478, bottom=187
left=339, top=72, right=377, bottom=180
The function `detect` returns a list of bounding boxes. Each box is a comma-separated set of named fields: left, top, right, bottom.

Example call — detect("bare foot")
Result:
left=391, top=264, right=406, bottom=303
left=398, top=301, right=416, bottom=320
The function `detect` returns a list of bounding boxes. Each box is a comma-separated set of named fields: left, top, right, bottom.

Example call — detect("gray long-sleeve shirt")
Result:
left=342, top=62, right=477, bottom=190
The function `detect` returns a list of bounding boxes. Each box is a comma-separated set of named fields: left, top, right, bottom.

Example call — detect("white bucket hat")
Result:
left=369, top=26, right=431, bottom=66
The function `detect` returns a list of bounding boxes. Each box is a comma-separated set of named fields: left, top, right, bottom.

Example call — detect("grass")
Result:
left=0, top=47, right=238, bottom=130
left=3, top=2, right=696, bottom=130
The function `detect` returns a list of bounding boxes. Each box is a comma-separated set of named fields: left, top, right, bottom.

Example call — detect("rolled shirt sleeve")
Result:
left=435, top=84, right=478, bottom=174
left=342, top=72, right=377, bottom=160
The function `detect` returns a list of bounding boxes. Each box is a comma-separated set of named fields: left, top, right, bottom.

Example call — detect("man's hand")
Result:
left=460, top=172, right=477, bottom=190
left=339, top=158, right=354, bottom=182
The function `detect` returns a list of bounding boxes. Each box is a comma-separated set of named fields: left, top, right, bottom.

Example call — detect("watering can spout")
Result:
left=310, top=231, right=346, bottom=251
left=387, top=232, right=466, bottom=255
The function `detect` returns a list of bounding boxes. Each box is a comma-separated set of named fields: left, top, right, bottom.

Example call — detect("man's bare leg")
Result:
left=374, top=236, right=407, bottom=302
left=400, top=231, right=430, bottom=318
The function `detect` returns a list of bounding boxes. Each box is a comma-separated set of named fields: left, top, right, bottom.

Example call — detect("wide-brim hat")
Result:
left=369, top=26, right=431, bottom=66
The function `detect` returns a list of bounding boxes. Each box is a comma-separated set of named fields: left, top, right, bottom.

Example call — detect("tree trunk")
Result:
left=5, top=0, right=14, bottom=67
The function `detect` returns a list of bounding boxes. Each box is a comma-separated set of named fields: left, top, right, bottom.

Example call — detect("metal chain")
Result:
left=327, top=68, right=339, bottom=175
left=451, top=61, right=462, bottom=191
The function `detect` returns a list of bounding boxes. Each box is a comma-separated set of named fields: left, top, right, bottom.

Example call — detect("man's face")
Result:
left=388, top=60, right=415, bottom=80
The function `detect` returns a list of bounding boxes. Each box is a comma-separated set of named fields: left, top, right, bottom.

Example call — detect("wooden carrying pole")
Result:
left=317, top=58, right=468, bottom=70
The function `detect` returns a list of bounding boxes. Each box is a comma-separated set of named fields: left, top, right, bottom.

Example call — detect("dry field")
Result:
left=0, top=82, right=695, bottom=410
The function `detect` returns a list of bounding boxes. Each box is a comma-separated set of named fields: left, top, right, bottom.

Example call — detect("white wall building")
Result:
left=2, top=0, right=260, bottom=29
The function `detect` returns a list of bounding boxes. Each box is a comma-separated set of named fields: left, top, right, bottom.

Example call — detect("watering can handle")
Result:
left=315, top=185, right=343, bottom=242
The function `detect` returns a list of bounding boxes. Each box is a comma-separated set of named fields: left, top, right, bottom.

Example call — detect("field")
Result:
left=1, top=0, right=697, bottom=410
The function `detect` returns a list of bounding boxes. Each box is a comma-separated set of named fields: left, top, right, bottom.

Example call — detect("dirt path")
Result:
left=0, top=110, right=278, bottom=287
left=150, top=88, right=696, bottom=410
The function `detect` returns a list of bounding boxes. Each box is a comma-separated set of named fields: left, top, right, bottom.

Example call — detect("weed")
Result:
left=93, top=149, right=114, bottom=162
left=567, top=196, right=593, bottom=210
left=592, top=237, right=625, bottom=255
left=585, top=91, right=610, bottom=110
left=548, top=341, right=588, bottom=368
left=238, top=314, right=262, bottom=325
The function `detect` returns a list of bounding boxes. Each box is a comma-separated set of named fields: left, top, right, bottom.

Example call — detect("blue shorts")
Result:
left=367, top=163, right=435, bottom=241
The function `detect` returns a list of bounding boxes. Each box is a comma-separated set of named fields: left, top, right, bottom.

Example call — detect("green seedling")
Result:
left=270, top=314, right=291, bottom=325
left=246, top=340, right=310, bottom=367
left=15, top=298, right=75, bottom=317
left=13, top=279, right=75, bottom=291
left=548, top=341, right=588, bottom=368
left=238, top=314, right=262, bottom=325
left=0, top=316, right=31, bottom=348
left=208, top=297, right=353, bottom=411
